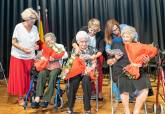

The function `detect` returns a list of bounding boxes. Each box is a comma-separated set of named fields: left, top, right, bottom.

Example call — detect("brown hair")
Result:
left=104, top=19, right=120, bottom=44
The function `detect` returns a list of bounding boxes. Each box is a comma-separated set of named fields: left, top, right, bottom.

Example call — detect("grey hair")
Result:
left=76, top=31, right=89, bottom=42
left=44, top=32, right=56, bottom=41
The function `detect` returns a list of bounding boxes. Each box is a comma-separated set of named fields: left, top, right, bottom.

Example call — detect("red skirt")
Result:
left=8, top=56, right=33, bottom=97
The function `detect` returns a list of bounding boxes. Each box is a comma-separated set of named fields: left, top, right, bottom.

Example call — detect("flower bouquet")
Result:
left=123, top=43, right=157, bottom=79
left=60, top=54, right=76, bottom=80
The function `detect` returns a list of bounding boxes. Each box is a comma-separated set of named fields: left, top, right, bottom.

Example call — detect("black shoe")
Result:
left=40, top=101, right=49, bottom=108
left=98, top=97, right=104, bottom=101
left=148, top=88, right=154, bottom=96
left=31, top=102, right=40, bottom=108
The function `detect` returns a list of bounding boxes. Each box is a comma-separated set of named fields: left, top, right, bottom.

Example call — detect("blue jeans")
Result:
left=112, top=82, right=121, bottom=100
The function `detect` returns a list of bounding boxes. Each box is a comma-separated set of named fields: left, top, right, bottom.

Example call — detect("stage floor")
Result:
left=0, top=79, right=164, bottom=114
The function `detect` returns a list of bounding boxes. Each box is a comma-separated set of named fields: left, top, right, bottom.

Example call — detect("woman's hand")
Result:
left=107, top=58, right=117, bottom=66
left=49, top=56, right=55, bottom=61
left=90, top=55, right=97, bottom=60
left=142, top=55, right=150, bottom=67
left=114, top=53, right=122, bottom=60
left=85, top=67, right=93, bottom=74
left=34, top=43, right=39, bottom=50
left=22, top=48, right=32, bottom=54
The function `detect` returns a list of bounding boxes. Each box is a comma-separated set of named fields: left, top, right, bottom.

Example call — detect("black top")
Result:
left=111, top=41, right=130, bottom=82
left=111, top=41, right=149, bottom=93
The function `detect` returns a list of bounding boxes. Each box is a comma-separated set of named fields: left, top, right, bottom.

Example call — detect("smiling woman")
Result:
left=7, top=8, right=39, bottom=106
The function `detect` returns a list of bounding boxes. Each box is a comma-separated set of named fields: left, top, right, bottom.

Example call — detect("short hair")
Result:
left=21, top=8, right=38, bottom=20
left=88, top=18, right=100, bottom=30
left=44, top=32, right=56, bottom=41
left=76, top=31, right=89, bottom=42
left=121, top=26, right=138, bottom=41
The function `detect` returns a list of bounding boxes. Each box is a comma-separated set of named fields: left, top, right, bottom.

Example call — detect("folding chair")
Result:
left=0, top=62, right=8, bottom=86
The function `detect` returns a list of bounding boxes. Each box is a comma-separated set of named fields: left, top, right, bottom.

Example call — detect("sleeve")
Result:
left=98, top=39, right=105, bottom=53
left=105, top=44, right=112, bottom=53
left=59, top=44, right=68, bottom=59
left=34, top=26, right=39, bottom=42
left=12, top=25, right=19, bottom=39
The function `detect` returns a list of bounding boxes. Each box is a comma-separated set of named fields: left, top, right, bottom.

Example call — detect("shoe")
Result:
left=129, top=98, right=135, bottom=103
left=18, top=98, right=24, bottom=106
left=85, top=111, right=91, bottom=114
left=40, top=101, right=49, bottom=108
left=66, top=110, right=72, bottom=114
left=148, top=88, right=154, bottom=96
left=115, top=99, right=122, bottom=103
left=98, top=97, right=104, bottom=101
left=31, top=102, right=40, bottom=108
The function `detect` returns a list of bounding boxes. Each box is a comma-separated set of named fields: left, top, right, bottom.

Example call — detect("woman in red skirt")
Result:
left=8, top=8, right=39, bottom=105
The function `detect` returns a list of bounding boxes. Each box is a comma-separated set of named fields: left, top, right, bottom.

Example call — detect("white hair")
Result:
left=44, top=32, right=56, bottom=41
left=21, top=8, right=38, bottom=20
left=76, top=31, right=89, bottom=42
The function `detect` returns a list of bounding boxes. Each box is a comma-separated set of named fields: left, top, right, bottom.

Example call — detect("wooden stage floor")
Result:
left=0, top=79, right=164, bottom=114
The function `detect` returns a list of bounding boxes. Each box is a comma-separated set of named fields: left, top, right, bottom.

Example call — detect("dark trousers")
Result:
left=67, top=75, right=91, bottom=111
left=36, top=68, right=61, bottom=102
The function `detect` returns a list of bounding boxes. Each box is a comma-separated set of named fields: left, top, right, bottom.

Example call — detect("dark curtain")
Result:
left=0, top=0, right=165, bottom=76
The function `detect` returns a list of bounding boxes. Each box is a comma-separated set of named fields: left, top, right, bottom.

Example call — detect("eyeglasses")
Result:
left=79, top=40, right=88, bottom=44
left=28, top=16, right=37, bottom=21
left=112, top=27, right=120, bottom=32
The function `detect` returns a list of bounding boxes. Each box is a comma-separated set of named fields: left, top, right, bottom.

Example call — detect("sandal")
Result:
left=18, top=97, right=24, bottom=106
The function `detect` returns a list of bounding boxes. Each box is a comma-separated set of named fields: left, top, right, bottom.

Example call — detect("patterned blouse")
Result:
left=72, top=46, right=97, bottom=67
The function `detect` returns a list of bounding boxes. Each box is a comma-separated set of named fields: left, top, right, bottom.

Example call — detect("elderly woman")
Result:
left=72, top=18, right=105, bottom=100
left=106, top=23, right=157, bottom=114
left=66, top=31, right=97, bottom=114
left=31, top=33, right=68, bottom=108
left=8, top=8, right=39, bottom=105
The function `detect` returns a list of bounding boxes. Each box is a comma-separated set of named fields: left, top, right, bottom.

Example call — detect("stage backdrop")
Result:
left=0, top=0, right=165, bottom=75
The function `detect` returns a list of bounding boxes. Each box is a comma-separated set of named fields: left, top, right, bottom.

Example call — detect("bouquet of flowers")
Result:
left=60, top=54, right=76, bottom=80
left=123, top=43, right=157, bottom=79
left=34, top=43, right=64, bottom=71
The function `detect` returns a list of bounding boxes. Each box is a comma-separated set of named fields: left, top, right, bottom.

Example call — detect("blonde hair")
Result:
left=21, top=8, right=38, bottom=20
left=88, top=18, right=100, bottom=30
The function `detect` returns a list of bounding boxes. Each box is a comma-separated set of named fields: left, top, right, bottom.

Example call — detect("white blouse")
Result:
left=88, top=35, right=96, bottom=48
left=11, top=23, right=39, bottom=59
